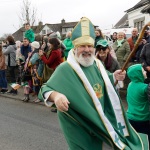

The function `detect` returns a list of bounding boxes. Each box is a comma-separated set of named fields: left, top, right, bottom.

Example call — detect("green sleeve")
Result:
left=38, top=84, right=53, bottom=102
left=123, top=42, right=130, bottom=61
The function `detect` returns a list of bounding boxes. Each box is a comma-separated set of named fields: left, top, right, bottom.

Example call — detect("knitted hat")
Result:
left=31, top=41, right=40, bottom=49
left=49, top=32, right=57, bottom=38
left=96, top=39, right=109, bottom=47
left=71, top=17, right=95, bottom=47
left=49, top=31, right=61, bottom=39
left=15, top=40, right=22, bottom=47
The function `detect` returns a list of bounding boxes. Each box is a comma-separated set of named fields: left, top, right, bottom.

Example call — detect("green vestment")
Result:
left=39, top=59, right=148, bottom=150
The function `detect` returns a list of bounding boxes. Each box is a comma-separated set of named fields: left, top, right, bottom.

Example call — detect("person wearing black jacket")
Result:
left=140, top=43, right=150, bottom=83
left=20, top=38, right=32, bottom=61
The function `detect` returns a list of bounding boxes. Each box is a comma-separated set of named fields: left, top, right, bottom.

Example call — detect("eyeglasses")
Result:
left=97, top=46, right=108, bottom=51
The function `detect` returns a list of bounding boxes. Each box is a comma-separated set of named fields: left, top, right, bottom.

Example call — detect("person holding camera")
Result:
left=2, top=35, right=17, bottom=95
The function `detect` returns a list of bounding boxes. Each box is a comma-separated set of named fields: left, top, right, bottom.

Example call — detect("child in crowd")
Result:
left=126, top=64, right=150, bottom=144
left=31, top=64, right=42, bottom=102
left=22, top=53, right=32, bottom=102
left=29, top=41, right=43, bottom=103
left=16, top=40, right=25, bottom=84
left=0, top=45, right=8, bottom=93
left=22, top=41, right=41, bottom=102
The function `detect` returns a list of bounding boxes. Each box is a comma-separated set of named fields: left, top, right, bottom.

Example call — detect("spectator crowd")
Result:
left=0, top=21, right=149, bottom=146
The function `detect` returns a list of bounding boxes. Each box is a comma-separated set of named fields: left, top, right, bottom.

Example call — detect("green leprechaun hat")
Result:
left=71, top=17, right=95, bottom=47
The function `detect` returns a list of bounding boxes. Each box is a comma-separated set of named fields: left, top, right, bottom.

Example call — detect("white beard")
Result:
left=74, top=49, right=95, bottom=67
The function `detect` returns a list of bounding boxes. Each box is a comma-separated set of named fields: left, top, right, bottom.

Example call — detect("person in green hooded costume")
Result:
left=38, top=17, right=149, bottom=150
left=126, top=64, right=150, bottom=145
left=24, top=23, right=35, bottom=43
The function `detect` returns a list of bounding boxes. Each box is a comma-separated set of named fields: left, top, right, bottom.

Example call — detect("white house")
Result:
left=114, top=0, right=150, bottom=32
left=12, top=19, right=78, bottom=41
left=39, top=24, right=52, bottom=35
left=126, top=0, right=150, bottom=31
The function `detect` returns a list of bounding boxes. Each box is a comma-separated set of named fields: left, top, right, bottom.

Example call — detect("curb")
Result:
left=0, top=93, right=45, bottom=106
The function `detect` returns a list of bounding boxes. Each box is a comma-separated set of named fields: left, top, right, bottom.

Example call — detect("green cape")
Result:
left=39, top=61, right=148, bottom=150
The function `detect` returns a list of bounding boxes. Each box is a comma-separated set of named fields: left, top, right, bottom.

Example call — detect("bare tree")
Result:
left=18, top=0, right=37, bottom=27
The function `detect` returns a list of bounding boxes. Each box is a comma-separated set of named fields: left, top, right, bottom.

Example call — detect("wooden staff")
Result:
left=115, top=22, right=150, bottom=85
left=122, top=23, right=150, bottom=70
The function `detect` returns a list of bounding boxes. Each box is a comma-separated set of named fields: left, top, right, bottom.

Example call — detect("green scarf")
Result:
left=117, top=39, right=124, bottom=47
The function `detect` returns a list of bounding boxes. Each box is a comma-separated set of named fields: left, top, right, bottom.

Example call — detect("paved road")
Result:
left=0, top=96, right=128, bottom=150
left=0, top=97, right=67, bottom=150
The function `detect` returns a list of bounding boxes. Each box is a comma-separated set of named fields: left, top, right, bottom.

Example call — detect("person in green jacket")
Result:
left=112, top=32, right=130, bottom=68
left=24, top=23, right=35, bottom=43
left=63, top=31, right=74, bottom=59
left=38, top=17, right=148, bottom=150
left=127, top=64, right=150, bottom=145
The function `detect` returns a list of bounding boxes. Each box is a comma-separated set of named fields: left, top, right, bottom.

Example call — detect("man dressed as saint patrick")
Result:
left=38, top=17, right=149, bottom=150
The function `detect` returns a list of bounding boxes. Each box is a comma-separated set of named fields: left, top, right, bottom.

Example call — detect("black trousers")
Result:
left=129, top=119, right=150, bottom=145
left=8, top=66, right=16, bottom=83
left=145, top=71, right=150, bottom=84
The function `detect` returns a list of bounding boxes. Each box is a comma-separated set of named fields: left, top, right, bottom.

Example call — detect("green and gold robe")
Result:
left=39, top=50, right=148, bottom=150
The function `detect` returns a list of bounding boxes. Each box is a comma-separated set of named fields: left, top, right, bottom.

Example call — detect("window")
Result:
left=47, top=29, right=52, bottom=34
left=141, top=21, right=144, bottom=28
left=134, top=17, right=145, bottom=32
left=62, top=27, right=74, bottom=34
left=42, top=30, right=46, bottom=34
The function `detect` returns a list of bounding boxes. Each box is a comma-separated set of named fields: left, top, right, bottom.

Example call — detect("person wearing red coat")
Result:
left=40, top=49, right=62, bottom=70
left=39, top=38, right=63, bottom=113
left=39, top=38, right=63, bottom=70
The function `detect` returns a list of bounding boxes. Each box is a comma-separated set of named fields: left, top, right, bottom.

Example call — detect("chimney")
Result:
left=61, top=19, right=65, bottom=25
left=38, top=21, right=43, bottom=26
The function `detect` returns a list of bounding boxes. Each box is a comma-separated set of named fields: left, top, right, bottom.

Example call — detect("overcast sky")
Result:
left=0, top=0, right=140, bottom=37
